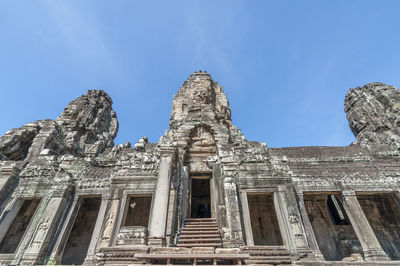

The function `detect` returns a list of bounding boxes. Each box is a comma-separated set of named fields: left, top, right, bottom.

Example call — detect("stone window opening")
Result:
left=327, top=194, right=350, bottom=225
left=122, top=195, right=152, bottom=227
left=0, top=198, right=41, bottom=254
left=116, top=194, right=153, bottom=246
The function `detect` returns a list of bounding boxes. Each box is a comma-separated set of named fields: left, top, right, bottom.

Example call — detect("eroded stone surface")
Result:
left=345, top=82, right=400, bottom=150
left=0, top=73, right=399, bottom=265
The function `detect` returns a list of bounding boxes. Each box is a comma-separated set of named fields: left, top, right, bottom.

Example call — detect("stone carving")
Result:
left=289, top=214, right=307, bottom=247
left=170, top=72, right=232, bottom=128
left=345, top=82, right=400, bottom=149
left=57, top=90, right=118, bottom=156
left=134, top=137, right=148, bottom=150
left=117, top=226, right=149, bottom=245
left=101, top=204, right=117, bottom=244
left=30, top=217, right=50, bottom=249
left=0, top=122, right=41, bottom=160
left=0, top=73, right=399, bottom=265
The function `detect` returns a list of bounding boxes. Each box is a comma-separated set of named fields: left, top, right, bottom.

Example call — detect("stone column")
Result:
left=297, top=192, right=324, bottom=260
left=148, top=147, right=174, bottom=246
left=99, top=191, right=121, bottom=248
left=48, top=196, right=81, bottom=263
left=223, top=178, right=244, bottom=247
left=84, top=194, right=109, bottom=264
left=274, top=189, right=296, bottom=254
left=20, top=196, right=69, bottom=265
left=181, top=165, right=189, bottom=226
left=340, top=191, right=389, bottom=261
left=240, top=191, right=254, bottom=246
left=12, top=196, right=51, bottom=265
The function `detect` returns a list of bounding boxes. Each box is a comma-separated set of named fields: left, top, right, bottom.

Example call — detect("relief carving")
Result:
left=30, top=217, right=50, bottom=249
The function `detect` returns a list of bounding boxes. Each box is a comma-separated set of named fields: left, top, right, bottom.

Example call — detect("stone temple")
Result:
left=0, top=72, right=400, bottom=265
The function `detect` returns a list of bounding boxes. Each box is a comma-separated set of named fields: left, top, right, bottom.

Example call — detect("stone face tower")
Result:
left=0, top=72, right=400, bottom=265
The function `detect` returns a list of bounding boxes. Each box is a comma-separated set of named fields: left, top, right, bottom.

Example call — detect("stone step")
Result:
left=179, top=234, right=220, bottom=239
left=183, top=224, right=218, bottom=228
left=178, top=218, right=222, bottom=248
left=176, top=243, right=222, bottom=247
left=180, top=230, right=220, bottom=234
left=184, top=222, right=218, bottom=226
left=182, top=226, right=219, bottom=233
left=178, top=238, right=221, bottom=243
left=181, top=227, right=219, bottom=232
left=184, top=218, right=216, bottom=222
left=184, top=224, right=218, bottom=228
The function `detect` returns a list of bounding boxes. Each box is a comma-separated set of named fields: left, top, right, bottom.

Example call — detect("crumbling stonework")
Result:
left=0, top=72, right=399, bottom=265
left=345, top=82, right=400, bottom=150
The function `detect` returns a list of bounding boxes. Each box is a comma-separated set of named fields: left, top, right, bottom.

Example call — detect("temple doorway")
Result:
left=247, top=193, right=283, bottom=245
left=190, top=175, right=211, bottom=218
left=61, top=196, right=101, bottom=265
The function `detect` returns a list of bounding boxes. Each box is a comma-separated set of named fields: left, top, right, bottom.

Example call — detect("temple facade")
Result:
left=0, top=72, right=400, bottom=265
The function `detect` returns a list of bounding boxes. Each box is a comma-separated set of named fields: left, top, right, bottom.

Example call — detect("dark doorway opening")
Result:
left=191, top=177, right=211, bottom=218
left=358, top=193, right=400, bottom=260
left=61, top=197, right=101, bottom=265
left=304, top=193, right=363, bottom=261
left=247, top=193, right=283, bottom=245
left=0, top=198, right=40, bottom=253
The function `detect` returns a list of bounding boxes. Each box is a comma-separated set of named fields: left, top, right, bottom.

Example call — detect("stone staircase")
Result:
left=177, top=218, right=222, bottom=248
left=241, top=246, right=292, bottom=265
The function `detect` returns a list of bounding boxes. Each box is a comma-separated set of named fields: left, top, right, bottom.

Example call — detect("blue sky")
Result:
left=1, top=1, right=400, bottom=147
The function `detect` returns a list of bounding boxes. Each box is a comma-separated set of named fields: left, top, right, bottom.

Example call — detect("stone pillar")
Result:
left=99, top=191, right=121, bottom=248
left=282, top=187, right=312, bottom=256
left=181, top=165, right=189, bottom=226
left=211, top=164, right=228, bottom=229
left=274, top=189, right=296, bottom=254
left=340, top=191, right=389, bottom=261
left=223, top=179, right=244, bottom=247
left=165, top=188, right=177, bottom=245
left=12, top=196, right=51, bottom=265
left=297, top=192, right=324, bottom=260
left=148, top=147, right=174, bottom=246
left=48, top=196, right=81, bottom=263
left=84, top=194, right=109, bottom=264
left=240, top=191, right=254, bottom=246
left=20, top=196, right=69, bottom=265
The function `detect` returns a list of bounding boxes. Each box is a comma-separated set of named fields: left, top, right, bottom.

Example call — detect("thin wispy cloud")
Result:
left=39, top=1, right=121, bottom=76
left=1, top=1, right=399, bottom=147
left=180, top=1, right=246, bottom=79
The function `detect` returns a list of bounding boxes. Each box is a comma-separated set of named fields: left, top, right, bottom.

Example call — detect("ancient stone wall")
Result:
left=0, top=73, right=399, bottom=265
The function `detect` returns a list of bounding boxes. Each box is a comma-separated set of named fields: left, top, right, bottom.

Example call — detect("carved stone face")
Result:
left=191, top=82, right=212, bottom=105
